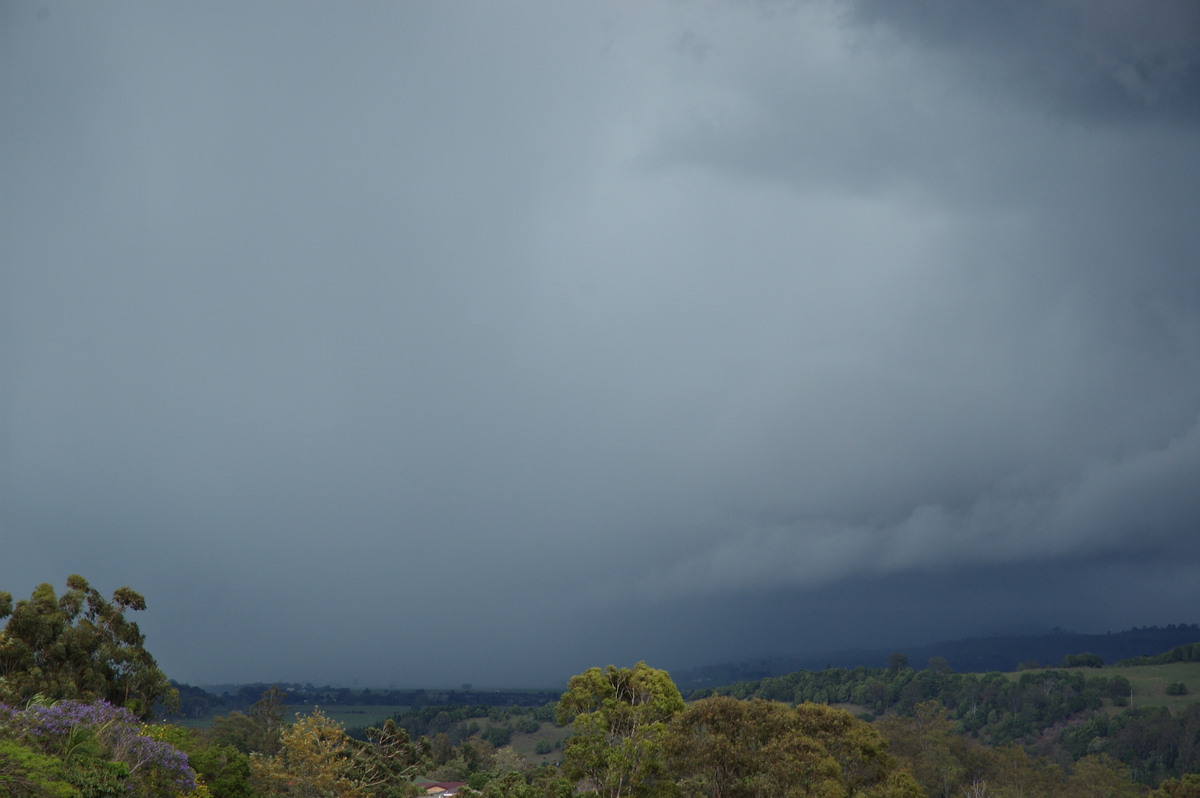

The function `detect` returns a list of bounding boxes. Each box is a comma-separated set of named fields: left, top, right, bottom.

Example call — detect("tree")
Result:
left=887, top=653, right=910, bottom=674
left=1153, top=774, right=1200, bottom=797
left=1063, top=754, right=1142, bottom=798
left=926, top=656, right=952, bottom=675
left=187, top=743, right=253, bottom=798
left=876, top=701, right=970, bottom=798
left=250, top=709, right=363, bottom=798
left=209, top=687, right=289, bottom=756
left=665, top=696, right=920, bottom=798
left=555, top=662, right=684, bottom=798
left=350, top=718, right=430, bottom=797
left=0, top=575, right=175, bottom=718
left=1060, top=653, right=1105, bottom=668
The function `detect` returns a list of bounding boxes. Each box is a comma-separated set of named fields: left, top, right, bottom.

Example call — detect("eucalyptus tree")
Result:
left=555, top=662, right=685, bottom=798
left=665, top=696, right=921, bottom=798
left=0, top=575, right=175, bottom=718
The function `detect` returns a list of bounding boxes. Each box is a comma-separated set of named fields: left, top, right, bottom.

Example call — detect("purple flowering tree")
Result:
left=0, top=699, right=197, bottom=796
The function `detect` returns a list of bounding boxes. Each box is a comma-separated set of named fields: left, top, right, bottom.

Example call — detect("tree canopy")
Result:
left=0, top=575, right=175, bottom=718
left=556, top=662, right=685, bottom=798
left=665, top=696, right=921, bottom=798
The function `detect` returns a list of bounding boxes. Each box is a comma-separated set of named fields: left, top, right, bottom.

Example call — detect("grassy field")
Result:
left=1100, top=662, right=1200, bottom=710
left=505, top=721, right=572, bottom=765
left=283, top=704, right=411, bottom=729
left=1010, top=662, right=1200, bottom=711
left=177, top=704, right=410, bottom=730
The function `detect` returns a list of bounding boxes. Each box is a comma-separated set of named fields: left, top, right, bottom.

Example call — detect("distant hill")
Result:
left=672, top=624, right=1200, bottom=690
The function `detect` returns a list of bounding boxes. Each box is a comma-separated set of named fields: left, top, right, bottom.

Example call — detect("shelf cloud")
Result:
left=3, top=0, right=1199, bottom=687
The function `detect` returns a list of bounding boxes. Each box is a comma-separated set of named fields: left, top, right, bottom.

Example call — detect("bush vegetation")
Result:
left=4, top=576, right=1200, bottom=796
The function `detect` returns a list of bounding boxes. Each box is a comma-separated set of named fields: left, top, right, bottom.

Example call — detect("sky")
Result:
left=2, top=0, right=1200, bottom=689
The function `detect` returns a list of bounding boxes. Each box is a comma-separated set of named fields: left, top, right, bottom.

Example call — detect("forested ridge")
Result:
left=700, top=655, right=1200, bottom=787
left=4, top=576, right=1200, bottom=797
left=672, top=625, right=1200, bottom=690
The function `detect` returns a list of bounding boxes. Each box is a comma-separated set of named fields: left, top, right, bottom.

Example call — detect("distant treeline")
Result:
left=1120, top=641, right=1200, bottom=666
left=673, top=623, right=1200, bottom=689
left=353, top=702, right=557, bottom=749
left=697, top=656, right=1200, bottom=785
left=171, top=681, right=560, bottom=720
left=698, top=666, right=1135, bottom=745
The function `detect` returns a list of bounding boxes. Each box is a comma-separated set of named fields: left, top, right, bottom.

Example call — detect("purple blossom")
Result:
left=0, top=699, right=197, bottom=793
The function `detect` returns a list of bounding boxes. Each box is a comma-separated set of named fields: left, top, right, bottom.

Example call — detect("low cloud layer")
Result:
left=2, top=1, right=1198, bottom=687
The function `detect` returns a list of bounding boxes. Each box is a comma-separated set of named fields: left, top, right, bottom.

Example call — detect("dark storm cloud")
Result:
left=2, top=1, right=1199, bottom=687
left=847, top=0, right=1200, bottom=122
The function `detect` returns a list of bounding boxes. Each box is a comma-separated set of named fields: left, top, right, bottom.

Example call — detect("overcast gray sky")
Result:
left=3, top=0, right=1199, bottom=688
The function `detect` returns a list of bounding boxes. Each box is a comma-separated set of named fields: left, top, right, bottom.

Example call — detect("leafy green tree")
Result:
left=1153, top=773, right=1200, bottom=797
left=1062, top=754, right=1143, bottom=798
left=1060, top=653, right=1105, bottom=668
left=555, top=662, right=684, bottom=798
left=188, top=743, right=253, bottom=798
left=250, top=709, right=363, bottom=798
left=0, top=575, right=176, bottom=718
left=887, top=653, right=910, bottom=674
left=876, top=701, right=973, bottom=798
left=350, top=718, right=430, bottom=797
left=480, top=770, right=536, bottom=798
left=926, top=656, right=953, bottom=674
left=209, top=687, right=289, bottom=756
left=665, top=696, right=920, bottom=798
left=430, top=733, right=453, bottom=766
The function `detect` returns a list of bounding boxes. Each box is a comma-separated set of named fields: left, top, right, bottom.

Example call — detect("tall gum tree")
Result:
left=0, top=575, right=175, bottom=718
left=665, top=696, right=922, bottom=798
left=556, top=662, right=685, bottom=798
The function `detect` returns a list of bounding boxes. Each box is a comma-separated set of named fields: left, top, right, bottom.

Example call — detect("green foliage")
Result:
left=877, top=702, right=973, bottom=798
left=244, top=707, right=429, bottom=798
left=665, top=696, right=920, bottom=798
left=0, top=575, right=175, bottom=719
left=476, top=770, right=522, bottom=798
left=514, top=717, right=540, bottom=735
left=877, top=701, right=1147, bottom=798
left=1122, top=642, right=1200, bottom=667
left=351, top=718, right=430, bottom=796
left=1060, top=652, right=1106, bottom=668
left=188, top=743, right=253, bottom=798
left=0, top=738, right=77, bottom=798
left=708, top=665, right=1137, bottom=745
left=926, top=656, right=953, bottom=675
left=249, top=708, right=362, bottom=797
left=481, top=725, right=513, bottom=747
left=208, top=687, right=289, bottom=755
left=0, top=698, right=199, bottom=797
left=556, top=662, right=685, bottom=798
left=1063, top=754, right=1144, bottom=798
left=1167, top=682, right=1189, bottom=696
left=1152, top=773, right=1200, bottom=797
left=1057, top=704, right=1200, bottom=785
